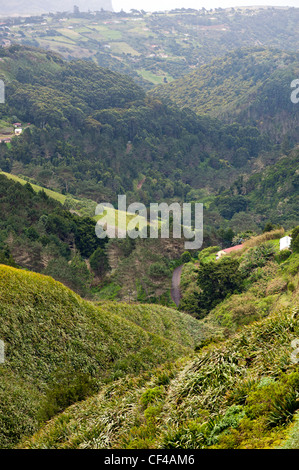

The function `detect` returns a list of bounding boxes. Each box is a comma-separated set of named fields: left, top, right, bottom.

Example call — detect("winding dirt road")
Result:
left=171, top=264, right=183, bottom=307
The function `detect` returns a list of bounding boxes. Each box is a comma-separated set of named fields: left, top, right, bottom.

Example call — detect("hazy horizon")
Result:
left=113, top=0, right=299, bottom=12
left=0, top=1, right=298, bottom=16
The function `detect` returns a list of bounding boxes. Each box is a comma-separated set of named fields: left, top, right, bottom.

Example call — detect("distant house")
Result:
left=14, top=128, right=22, bottom=135
left=216, top=244, right=244, bottom=260
left=280, top=236, right=292, bottom=251
left=13, top=123, right=22, bottom=127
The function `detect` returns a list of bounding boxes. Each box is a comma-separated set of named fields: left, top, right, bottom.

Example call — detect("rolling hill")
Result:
left=15, top=230, right=299, bottom=449
left=0, top=45, right=276, bottom=204
left=19, top=305, right=299, bottom=449
left=2, top=8, right=299, bottom=89
left=0, top=263, right=212, bottom=448
left=152, top=47, right=299, bottom=143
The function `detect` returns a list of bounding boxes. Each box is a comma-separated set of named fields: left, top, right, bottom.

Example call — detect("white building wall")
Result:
left=280, top=236, right=292, bottom=251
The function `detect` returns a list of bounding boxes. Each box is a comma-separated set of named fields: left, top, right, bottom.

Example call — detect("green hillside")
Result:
left=152, top=48, right=299, bottom=142
left=213, top=147, right=299, bottom=230
left=0, top=264, right=210, bottom=448
left=0, top=9, right=298, bottom=452
left=178, top=228, right=299, bottom=322
left=0, top=45, right=276, bottom=204
left=0, top=172, right=110, bottom=297
left=20, top=306, right=299, bottom=449
left=0, top=170, right=75, bottom=204
left=4, top=230, right=297, bottom=450
left=0, top=173, right=193, bottom=305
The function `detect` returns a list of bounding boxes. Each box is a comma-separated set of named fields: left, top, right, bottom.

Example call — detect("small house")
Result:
left=14, top=128, right=23, bottom=135
left=216, top=244, right=244, bottom=260
left=280, top=236, right=292, bottom=251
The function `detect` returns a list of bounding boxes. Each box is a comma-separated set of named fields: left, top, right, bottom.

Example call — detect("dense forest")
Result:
left=0, top=45, right=274, bottom=206
left=0, top=174, right=108, bottom=296
left=152, top=47, right=299, bottom=143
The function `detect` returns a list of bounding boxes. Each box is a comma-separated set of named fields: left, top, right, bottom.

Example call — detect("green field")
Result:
left=0, top=171, right=68, bottom=203
left=138, top=68, right=174, bottom=85
left=89, top=25, right=122, bottom=40
left=8, top=7, right=299, bottom=90
left=109, top=42, right=141, bottom=56
left=0, top=171, right=149, bottom=231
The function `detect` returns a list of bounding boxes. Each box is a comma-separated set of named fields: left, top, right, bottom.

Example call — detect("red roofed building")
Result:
left=216, top=244, right=244, bottom=260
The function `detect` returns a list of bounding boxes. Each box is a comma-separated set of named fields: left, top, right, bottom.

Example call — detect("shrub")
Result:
left=38, top=371, right=98, bottom=423
left=181, top=251, right=192, bottom=264
left=198, top=246, right=220, bottom=262
left=282, top=253, right=299, bottom=276
left=214, top=295, right=259, bottom=329
left=276, top=249, right=291, bottom=263
left=226, top=380, right=257, bottom=406
left=43, top=254, right=92, bottom=296
left=140, top=386, right=164, bottom=408
left=288, top=282, right=295, bottom=293
left=90, top=247, right=109, bottom=277
left=207, top=406, right=246, bottom=446
left=240, top=243, right=276, bottom=276
left=263, top=222, right=281, bottom=233
left=0, top=246, right=17, bottom=267
left=148, top=262, right=169, bottom=278
left=245, top=372, right=299, bottom=427
left=242, top=228, right=285, bottom=248
left=266, top=278, right=288, bottom=296
left=196, top=257, right=244, bottom=318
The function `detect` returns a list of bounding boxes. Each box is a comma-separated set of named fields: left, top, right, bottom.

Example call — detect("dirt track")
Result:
left=171, top=264, right=183, bottom=307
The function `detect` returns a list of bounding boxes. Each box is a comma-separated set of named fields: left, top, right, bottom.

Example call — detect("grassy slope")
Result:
left=0, top=171, right=148, bottom=227
left=179, top=229, right=299, bottom=328
left=20, top=233, right=299, bottom=449
left=20, top=305, right=299, bottom=449
left=0, top=171, right=68, bottom=204
left=100, top=301, right=215, bottom=349
left=152, top=48, right=299, bottom=118
left=0, top=171, right=148, bottom=235
left=0, top=264, right=209, bottom=448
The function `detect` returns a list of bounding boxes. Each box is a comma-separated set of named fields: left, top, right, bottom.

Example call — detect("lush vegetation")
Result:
left=152, top=47, right=299, bottom=144
left=212, top=147, right=299, bottom=230
left=179, top=229, right=298, bottom=328
left=0, top=230, right=297, bottom=449
left=0, top=173, right=109, bottom=296
left=0, top=8, right=298, bottom=450
left=19, top=304, right=299, bottom=449
left=0, top=45, right=276, bottom=207
left=0, top=264, right=211, bottom=448
left=0, top=45, right=297, bottom=241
